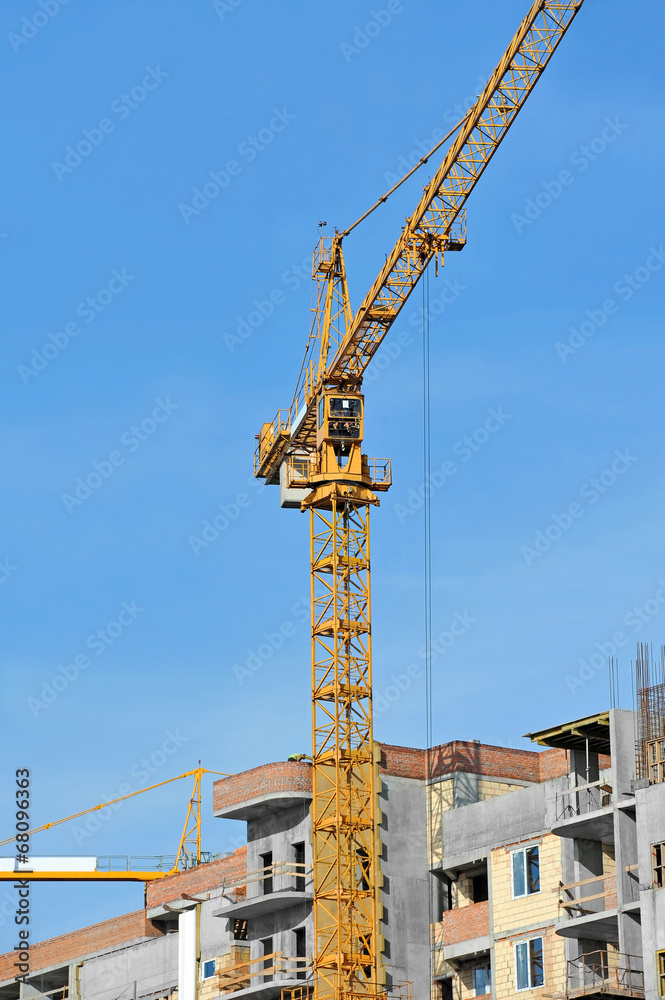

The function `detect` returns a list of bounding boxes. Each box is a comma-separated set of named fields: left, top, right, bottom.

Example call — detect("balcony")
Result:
left=214, top=861, right=313, bottom=920
left=210, top=950, right=312, bottom=999
left=436, top=901, right=490, bottom=963
left=566, top=952, right=643, bottom=999
left=555, top=874, right=618, bottom=940
left=552, top=778, right=614, bottom=841
left=213, top=762, right=312, bottom=822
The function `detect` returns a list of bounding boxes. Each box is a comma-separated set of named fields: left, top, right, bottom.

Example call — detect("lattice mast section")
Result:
left=310, top=496, right=379, bottom=1000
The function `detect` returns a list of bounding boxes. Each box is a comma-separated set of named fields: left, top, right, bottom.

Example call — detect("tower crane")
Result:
left=0, top=767, right=228, bottom=882
left=253, top=3, right=588, bottom=999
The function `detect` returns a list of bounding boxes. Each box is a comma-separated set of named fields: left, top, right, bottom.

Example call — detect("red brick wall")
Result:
left=0, top=910, right=162, bottom=983
left=378, top=744, right=427, bottom=779
left=441, top=900, right=490, bottom=944
left=213, top=762, right=312, bottom=813
left=147, top=847, right=247, bottom=908
left=378, top=741, right=553, bottom=784
left=213, top=743, right=602, bottom=798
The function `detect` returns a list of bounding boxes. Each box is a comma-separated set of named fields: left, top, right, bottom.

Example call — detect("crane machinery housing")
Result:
left=253, top=3, right=588, bottom=1000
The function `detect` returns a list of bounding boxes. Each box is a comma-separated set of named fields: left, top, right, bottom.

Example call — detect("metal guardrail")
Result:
left=96, top=852, right=216, bottom=872
left=567, top=952, right=643, bottom=998
left=556, top=777, right=613, bottom=822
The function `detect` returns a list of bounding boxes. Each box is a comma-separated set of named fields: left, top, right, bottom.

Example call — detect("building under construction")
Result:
left=3, top=702, right=665, bottom=1000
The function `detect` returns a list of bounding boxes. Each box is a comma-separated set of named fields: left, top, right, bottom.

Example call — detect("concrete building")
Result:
left=1, top=711, right=664, bottom=1000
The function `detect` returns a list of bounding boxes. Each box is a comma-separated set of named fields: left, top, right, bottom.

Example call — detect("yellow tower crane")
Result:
left=0, top=767, right=229, bottom=882
left=253, top=3, right=588, bottom=999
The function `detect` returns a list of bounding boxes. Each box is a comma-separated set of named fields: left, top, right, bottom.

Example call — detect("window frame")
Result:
left=653, top=843, right=665, bottom=889
left=657, top=950, right=665, bottom=997
left=514, top=936, right=544, bottom=992
left=473, top=964, right=491, bottom=996
left=511, top=844, right=540, bottom=899
left=201, top=959, right=216, bottom=980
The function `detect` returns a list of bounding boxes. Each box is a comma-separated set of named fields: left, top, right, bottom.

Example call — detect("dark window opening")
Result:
left=294, top=841, right=306, bottom=891
left=233, top=919, right=248, bottom=941
left=261, top=937, right=273, bottom=982
left=439, top=980, right=453, bottom=1000
left=260, top=851, right=273, bottom=895
left=471, top=872, right=489, bottom=903
left=294, top=927, right=307, bottom=980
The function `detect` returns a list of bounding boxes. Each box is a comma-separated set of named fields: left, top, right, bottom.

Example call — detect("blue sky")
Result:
left=1, top=0, right=664, bottom=949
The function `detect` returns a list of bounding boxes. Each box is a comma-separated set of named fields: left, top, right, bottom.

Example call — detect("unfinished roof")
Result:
left=524, top=711, right=611, bottom=755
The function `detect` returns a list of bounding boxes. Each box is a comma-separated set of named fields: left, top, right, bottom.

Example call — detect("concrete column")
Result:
left=178, top=907, right=198, bottom=1000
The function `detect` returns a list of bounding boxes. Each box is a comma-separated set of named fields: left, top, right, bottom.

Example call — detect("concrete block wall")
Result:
left=493, top=924, right=565, bottom=1000
left=491, top=833, right=562, bottom=936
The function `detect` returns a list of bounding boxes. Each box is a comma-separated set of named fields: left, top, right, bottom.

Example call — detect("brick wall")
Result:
left=146, top=846, right=247, bottom=908
left=213, top=762, right=312, bottom=812
left=378, top=744, right=427, bottom=779
left=441, top=900, right=489, bottom=944
left=215, top=743, right=603, bottom=806
left=380, top=741, right=579, bottom=784
left=0, top=910, right=162, bottom=983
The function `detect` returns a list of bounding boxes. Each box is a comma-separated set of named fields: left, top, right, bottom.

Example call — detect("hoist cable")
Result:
left=339, top=112, right=471, bottom=239
left=422, top=264, right=435, bottom=990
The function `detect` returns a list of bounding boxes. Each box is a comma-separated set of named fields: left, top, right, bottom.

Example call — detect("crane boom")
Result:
left=327, top=0, right=585, bottom=384
left=255, top=0, right=585, bottom=489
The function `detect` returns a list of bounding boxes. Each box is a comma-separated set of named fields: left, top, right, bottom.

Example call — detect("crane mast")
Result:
left=255, top=3, right=587, bottom=999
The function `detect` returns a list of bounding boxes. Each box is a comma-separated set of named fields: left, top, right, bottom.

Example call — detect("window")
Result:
left=648, top=740, right=665, bottom=784
left=261, top=937, right=273, bottom=982
left=473, top=965, right=491, bottom=996
left=515, top=938, right=544, bottom=991
left=233, top=919, right=248, bottom=940
left=653, top=844, right=665, bottom=888
left=439, top=980, right=453, bottom=1000
left=293, top=842, right=306, bottom=891
left=201, top=959, right=216, bottom=980
left=512, top=846, right=540, bottom=897
left=294, top=927, right=307, bottom=980
left=329, top=397, right=361, bottom=417
left=471, top=872, right=489, bottom=903
left=260, top=851, right=273, bottom=895
left=657, top=950, right=665, bottom=996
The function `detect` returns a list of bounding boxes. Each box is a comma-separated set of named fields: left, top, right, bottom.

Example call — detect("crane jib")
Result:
left=255, top=0, right=586, bottom=490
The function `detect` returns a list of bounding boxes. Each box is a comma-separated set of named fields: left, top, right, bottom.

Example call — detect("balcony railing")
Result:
left=557, top=874, right=617, bottom=918
left=221, top=860, right=313, bottom=902
left=566, top=952, right=643, bottom=999
left=555, top=778, right=613, bottom=822
left=214, top=951, right=313, bottom=993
